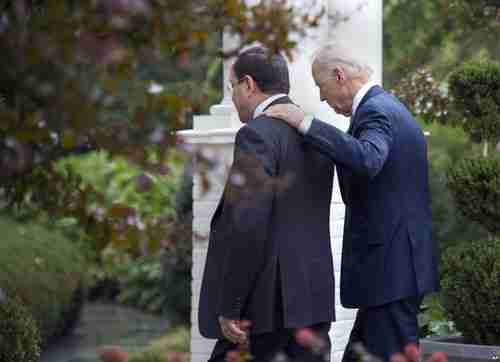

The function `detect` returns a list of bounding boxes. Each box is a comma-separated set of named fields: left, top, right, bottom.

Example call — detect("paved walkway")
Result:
left=41, top=302, right=169, bottom=362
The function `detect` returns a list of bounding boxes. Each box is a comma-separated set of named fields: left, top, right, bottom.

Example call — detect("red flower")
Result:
left=167, top=351, right=184, bottom=362
left=428, top=352, right=448, bottom=362
left=98, top=345, right=129, bottom=362
left=404, top=343, right=421, bottom=362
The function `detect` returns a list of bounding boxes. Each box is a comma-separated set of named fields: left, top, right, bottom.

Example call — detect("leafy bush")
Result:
left=448, top=61, right=500, bottom=144
left=116, top=254, right=166, bottom=315
left=441, top=239, right=500, bottom=345
left=160, top=166, right=192, bottom=325
left=105, top=164, right=192, bottom=322
left=418, top=294, right=458, bottom=338
left=160, top=216, right=192, bottom=325
left=129, top=326, right=190, bottom=362
left=425, top=123, right=487, bottom=251
left=441, top=59, right=500, bottom=346
left=0, top=296, right=41, bottom=362
left=0, top=213, right=86, bottom=346
left=115, top=216, right=192, bottom=322
left=57, top=150, right=184, bottom=256
left=447, top=156, right=500, bottom=235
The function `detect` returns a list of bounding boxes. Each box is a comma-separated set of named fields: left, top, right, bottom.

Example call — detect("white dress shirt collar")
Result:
left=352, top=81, right=379, bottom=117
left=253, top=93, right=288, bottom=119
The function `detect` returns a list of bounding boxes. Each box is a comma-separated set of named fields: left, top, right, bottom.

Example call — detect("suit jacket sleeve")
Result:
left=218, top=125, right=276, bottom=319
left=305, top=106, right=393, bottom=179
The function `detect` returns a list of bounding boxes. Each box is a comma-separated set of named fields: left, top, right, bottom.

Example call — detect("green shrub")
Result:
left=0, top=213, right=86, bottom=346
left=129, top=326, right=189, bottom=362
left=448, top=61, right=500, bottom=144
left=117, top=254, right=167, bottom=315
left=160, top=166, right=193, bottom=325
left=441, top=239, right=500, bottom=345
left=447, top=156, right=500, bottom=235
left=0, top=296, right=41, bottom=362
left=426, top=122, right=487, bottom=251
left=57, top=150, right=184, bottom=256
left=160, top=218, right=192, bottom=325
left=101, top=166, right=192, bottom=322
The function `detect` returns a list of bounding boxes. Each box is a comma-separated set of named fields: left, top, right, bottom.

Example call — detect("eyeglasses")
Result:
left=226, top=76, right=247, bottom=94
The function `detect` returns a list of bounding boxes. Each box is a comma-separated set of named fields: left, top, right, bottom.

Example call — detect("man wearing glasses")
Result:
left=199, top=46, right=336, bottom=361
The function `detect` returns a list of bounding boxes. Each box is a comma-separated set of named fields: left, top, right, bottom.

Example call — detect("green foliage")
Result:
left=0, top=213, right=86, bottom=346
left=392, top=69, right=452, bottom=125
left=418, top=294, right=459, bottom=338
left=384, top=0, right=500, bottom=89
left=116, top=254, right=167, bottom=315
left=114, top=216, right=192, bottom=322
left=426, top=123, right=487, bottom=250
left=447, top=156, right=500, bottom=235
left=160, top=216, right=192, bottom=325
left=0, top=0, right=321, bottom=179
left=0, top=296, right=41, bottom=362
left=129, top=326, right=189, bottom=362
left=56, top=150, right=183, bottom=255
left=441, top=239, right=500, bottom=345
left=448, top=61, right=500, bottom=144
left=61, top=151, right=181, bottom=220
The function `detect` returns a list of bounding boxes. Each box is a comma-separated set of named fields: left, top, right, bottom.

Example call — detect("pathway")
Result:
left=41, top=302, right=169, bottom=362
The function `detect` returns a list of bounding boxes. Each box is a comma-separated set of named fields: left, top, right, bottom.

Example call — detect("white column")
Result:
left=181, top=1, right=382, bottom=361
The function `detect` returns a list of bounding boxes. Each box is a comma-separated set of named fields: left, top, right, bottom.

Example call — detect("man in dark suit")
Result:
left=198, top=47, right=336, bottom=361
left=265, top=45, right=440, bottom=361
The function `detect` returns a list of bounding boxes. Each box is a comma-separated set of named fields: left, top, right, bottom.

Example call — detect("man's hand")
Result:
left=264, top=104, right=306, bottom=128
left=218, top=316, right=248, bottom=344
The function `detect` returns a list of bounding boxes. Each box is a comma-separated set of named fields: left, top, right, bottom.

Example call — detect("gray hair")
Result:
left=312, top=44, right=373, bottom=80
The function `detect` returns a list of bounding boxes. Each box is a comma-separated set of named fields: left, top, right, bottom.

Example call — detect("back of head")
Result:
left=233, top=46, right=290, bottom=95
left=313, top=43, right=373, bottom=81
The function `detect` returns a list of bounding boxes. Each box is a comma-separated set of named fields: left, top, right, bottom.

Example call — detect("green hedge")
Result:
left=447, top=156, right=500, bottom=235
left=442, top=239, right=500, bottom=345
left=0, top=296, right=41, bottom=362
left=0, top=213, right=87, bottom=347
left=448, top=61, right=500, bottom=143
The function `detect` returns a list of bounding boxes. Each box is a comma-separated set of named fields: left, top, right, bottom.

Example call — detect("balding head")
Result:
left=312, top=44, right=373, bottom=82
left=309, top=44, right=373, bottom=117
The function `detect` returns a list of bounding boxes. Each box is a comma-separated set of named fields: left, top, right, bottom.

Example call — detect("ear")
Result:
left=333, top=66, right=345, bottom=82
left=245, top=75, right=258, bottom=93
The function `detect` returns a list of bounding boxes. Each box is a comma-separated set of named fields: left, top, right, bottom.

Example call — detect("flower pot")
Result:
left=421, top=336, right=500, bottom=362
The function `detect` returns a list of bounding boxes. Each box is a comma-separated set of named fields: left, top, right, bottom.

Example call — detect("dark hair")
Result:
left=233, top=46, right=290, bottom=95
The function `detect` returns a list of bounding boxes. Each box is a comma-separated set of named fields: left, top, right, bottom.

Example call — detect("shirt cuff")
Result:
left=298, top=114, right=314, bottom=134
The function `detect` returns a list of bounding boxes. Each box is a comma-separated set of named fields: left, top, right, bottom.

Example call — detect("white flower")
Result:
left=148, top=82, right=164, bottom=94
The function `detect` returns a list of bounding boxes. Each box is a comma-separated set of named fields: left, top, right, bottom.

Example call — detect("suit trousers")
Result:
left=341, top=296, right=423, bottom=362
left=208, top=322, right=331, bottom=362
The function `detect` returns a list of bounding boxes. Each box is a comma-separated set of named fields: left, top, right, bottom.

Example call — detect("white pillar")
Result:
left=180, top=1, right=382, bottom=361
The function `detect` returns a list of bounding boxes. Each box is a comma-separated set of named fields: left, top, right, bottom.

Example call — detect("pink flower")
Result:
left=225, top=350, right=240, bottom=362
left=295, top=328, right=316, bottom=348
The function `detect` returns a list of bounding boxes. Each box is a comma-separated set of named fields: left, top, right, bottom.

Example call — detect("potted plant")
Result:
left=420, top=61, right=500, bottom=361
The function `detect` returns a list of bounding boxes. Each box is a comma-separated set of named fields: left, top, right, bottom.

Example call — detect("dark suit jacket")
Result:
left=305, top=86, right=440, bottom=308
left=199, top=97, right=335, bottom=339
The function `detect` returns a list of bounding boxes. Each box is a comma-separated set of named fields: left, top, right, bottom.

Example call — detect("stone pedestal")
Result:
left=179, top=1, right=382, bottom=361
